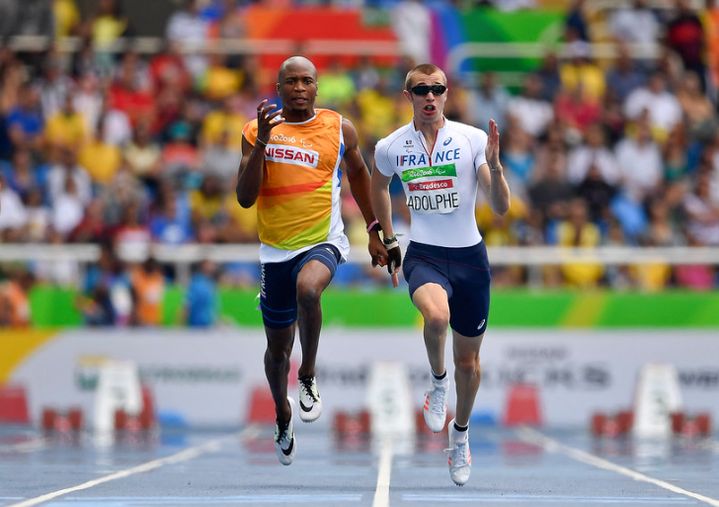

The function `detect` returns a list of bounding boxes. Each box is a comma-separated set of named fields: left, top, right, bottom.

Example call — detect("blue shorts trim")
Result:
left=402, top=241, right=491, bottom=337
left=260, top=244, right=341, bottom=329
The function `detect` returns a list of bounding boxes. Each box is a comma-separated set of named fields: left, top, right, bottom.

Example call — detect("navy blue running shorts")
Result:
left=260, top=244, right=342, bottom=329
left=402, top=240, right=491, bottom=337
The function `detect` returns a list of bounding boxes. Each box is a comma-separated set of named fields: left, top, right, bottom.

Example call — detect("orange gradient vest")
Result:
left=242, top=109, right=344, bottom=251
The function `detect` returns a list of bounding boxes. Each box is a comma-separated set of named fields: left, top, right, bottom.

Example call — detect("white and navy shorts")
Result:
left=402, top=240, right=491, bottom=337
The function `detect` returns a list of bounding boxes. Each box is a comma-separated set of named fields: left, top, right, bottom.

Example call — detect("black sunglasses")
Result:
left=410, top=84, right=447, bottom=96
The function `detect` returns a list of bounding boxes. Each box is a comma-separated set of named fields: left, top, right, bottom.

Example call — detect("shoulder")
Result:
left=241, top=118, right=258, bottom=137
left=448, top=120, right=487, bottom=146
left=340, top=116, right=356, bottom=132
left=316, top=108, right=343, bottom=123
left=313, top=109, right=346, bottom=133
left=376, top=123, right=412, bottom=153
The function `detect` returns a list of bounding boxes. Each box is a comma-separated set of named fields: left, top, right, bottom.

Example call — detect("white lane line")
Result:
left=5, top=426, right=261, bottom=507
left=50, top=494, right=363, bottom=504
left=518, top=427, right=719, bottom=507
left=403, top=493, right=693, bottom=503
left=372, top=437, right=394, bottom=507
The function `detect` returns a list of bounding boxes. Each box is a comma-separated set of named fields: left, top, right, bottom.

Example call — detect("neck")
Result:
left=284, top=107, right=315, bottom=123
left=414, top=116, right=444, bottom=144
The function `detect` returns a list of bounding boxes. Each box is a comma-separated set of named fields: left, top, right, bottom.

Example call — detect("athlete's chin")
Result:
left=285, top=105, right=310, bottom=116
left=418, top=112, right=441, bottom=123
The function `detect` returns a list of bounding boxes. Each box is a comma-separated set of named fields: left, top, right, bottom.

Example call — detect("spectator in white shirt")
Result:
left=567, top=123, right=621, bottom=185
left=392, top=0, right=432, bottom=66
left=468, top=71, right=511, bottom=131
left=615, top=116, right=663, bottom=202
left=73, top=73, right=104, bottom=142
left=506, top=73, right=554, bottom=138
left=165, top=0, right=209, bottom=80
left=623, top=70, right=682, bottom=143
left=0, top=175, right=28, bottom=241
left=683, top=171, right=719, bottom=245
left=609, top=0, right=661, bottom=48
left=52, top=176, right=85, bottom=237
left=47, top=146, right=93, bottom=207
left=98, top=92, right=132, bottom=147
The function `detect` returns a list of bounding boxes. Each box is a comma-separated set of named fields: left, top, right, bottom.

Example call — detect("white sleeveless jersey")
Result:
left=374, top=118, right=488, bottom=247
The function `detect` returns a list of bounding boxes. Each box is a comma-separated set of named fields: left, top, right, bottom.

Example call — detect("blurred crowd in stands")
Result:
left=2, top=0, right=719, bottom=327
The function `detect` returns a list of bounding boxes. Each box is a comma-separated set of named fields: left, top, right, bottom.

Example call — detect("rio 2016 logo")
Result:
left=270, top=134, right=296, bottom=143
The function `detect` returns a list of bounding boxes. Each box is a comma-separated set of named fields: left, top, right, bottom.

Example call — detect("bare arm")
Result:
left=370, top=159, right=401, bottom=278
left=235, top=135, right=265, bottom=208
left=341, top=118, right=385, bottom=265
left=370, top=161, right=395, bottom=241
left=477, top=118, right=511, bottom=216
left=235, top=100, right=284, bottom=208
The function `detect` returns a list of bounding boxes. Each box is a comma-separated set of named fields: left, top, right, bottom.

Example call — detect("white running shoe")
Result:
left=298, top=375, right=322, bottom=423
left=446, top=419, right=471, bottom=486
left=423, top=375, right=449, bottom=432
left=274, top=397, right=296, bottom=465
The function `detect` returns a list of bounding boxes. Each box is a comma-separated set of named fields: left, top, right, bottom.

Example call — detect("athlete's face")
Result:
left=277, top=61, right=318, bottom=119
left=405, top=71, right=447, bottom=125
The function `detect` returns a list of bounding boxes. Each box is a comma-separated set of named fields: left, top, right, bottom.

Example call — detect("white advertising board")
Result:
left=7, top=328, right=719, bottom=429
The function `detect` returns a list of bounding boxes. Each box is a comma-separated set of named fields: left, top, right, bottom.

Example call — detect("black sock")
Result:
left=432, top=370, right=447, bottom=381
left=454, top=421, right=468, bottom=432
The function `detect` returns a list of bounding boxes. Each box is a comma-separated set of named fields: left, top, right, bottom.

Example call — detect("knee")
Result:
left=454, top=352, right=480, bottom=375
left=424, top=308, right=450, bottom=335
left=296, top=283, right=323, bottom=309
left=265, top=341, right=292, bottom=365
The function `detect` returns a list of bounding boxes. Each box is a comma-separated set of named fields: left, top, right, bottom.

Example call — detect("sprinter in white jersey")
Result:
left=371, top=63, right=510, bottom=486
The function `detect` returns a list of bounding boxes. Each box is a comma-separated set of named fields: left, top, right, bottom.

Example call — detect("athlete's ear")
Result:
left=316, top=82, right=319, bottom=96
left=276, top=82, right=280, bottom=95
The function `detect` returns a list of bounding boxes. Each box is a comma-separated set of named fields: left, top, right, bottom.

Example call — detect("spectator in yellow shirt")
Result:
left=559, top=41, right=606, bottom=104
left=222, top=192, right=258, bottom=243
left=53, top=0, right=81, bottom=38
left=199, top=53, right=243, bottom=102
left=556, top=197, right=604, bottom=287
left=78, top=128, right=123, bottom=186
left=189, top=174, right=224, bottom=224
left=88, top=0, right=129, bottom=51
left=45, top=94, right=88, bottom=151
left=199, top=92, right=247, bottom=151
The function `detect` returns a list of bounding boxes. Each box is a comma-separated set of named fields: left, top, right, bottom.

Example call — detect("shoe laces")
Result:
left=428, top=382, right=447, bottom=416
left=275, top=419, right=292, bottom=445
left=299, top=376, right=319, bottom=402
left=446, top=438, right=470, bottom=468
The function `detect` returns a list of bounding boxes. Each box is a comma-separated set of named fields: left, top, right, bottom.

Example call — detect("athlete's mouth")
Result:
left=424, top=105, right=436, bottom=113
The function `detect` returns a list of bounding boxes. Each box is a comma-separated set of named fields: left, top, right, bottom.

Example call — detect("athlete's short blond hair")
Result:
left=404, top=64, right=447, bottom=91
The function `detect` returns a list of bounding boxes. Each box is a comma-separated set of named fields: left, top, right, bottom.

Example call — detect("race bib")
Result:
left=401, top=163, right=460, bottom=214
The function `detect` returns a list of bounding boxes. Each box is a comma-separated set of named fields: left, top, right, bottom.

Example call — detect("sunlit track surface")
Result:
left=0, top=425, right=717, bottom=507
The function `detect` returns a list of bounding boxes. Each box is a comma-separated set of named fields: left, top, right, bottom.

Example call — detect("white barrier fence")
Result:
left=3, top=243, right=719, bottom=265
left=2, top=244, right=718, bottom=285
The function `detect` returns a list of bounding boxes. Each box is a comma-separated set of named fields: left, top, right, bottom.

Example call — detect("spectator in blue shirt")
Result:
left=6, top=84, right=44, bottom=153
left=185, top=259, right=218, bottom=327
left=149, top=188, right=195, bottom=245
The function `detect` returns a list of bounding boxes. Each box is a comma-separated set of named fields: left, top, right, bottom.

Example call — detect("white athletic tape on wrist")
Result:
left=384, top=239, right=399, bottom=250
